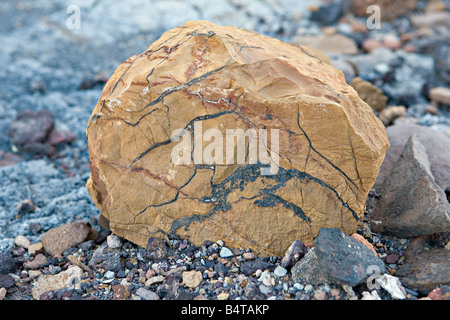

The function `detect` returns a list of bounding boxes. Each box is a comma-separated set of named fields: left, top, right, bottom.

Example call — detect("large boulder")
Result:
left=86, top=21, right=389, bottom=256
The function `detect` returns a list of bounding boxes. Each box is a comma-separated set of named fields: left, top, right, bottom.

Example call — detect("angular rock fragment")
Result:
left=41, top=221, right=97, bottom=257
left=313, top=227, right=385, bottom=287
left=375, top=121, right=450, bottom=192
left=86, top=20, right=389, bottom=256
left=371, top=135, right=450, bottom=237
left=8, top=109, right=75, bottom=157
left=350, top=77, right=387, bottom=113
left=396, top=249, right=450, bottom=294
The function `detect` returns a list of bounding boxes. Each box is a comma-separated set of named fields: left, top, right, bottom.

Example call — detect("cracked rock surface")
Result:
left=86, top=21, right=389, bottom=256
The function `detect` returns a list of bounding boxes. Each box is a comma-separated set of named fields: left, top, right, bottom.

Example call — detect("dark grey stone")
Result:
left=314, top=228, right=386, bottom=287
left=240, top=260, right=275, bottom=276
left=0, top=253, right=17, bottom=275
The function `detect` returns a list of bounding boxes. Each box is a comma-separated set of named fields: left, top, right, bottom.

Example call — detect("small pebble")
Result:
left=15, top=235, right=30, bottom=249
left=219, top=247, right=234, bottom=258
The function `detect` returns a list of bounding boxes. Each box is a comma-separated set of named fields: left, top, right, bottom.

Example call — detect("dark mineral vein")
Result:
left=169, top=164, right=358, bottom=234
left=296, top=106, right=358, bottom=189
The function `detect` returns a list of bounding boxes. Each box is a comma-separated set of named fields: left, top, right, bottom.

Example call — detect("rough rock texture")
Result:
left=41, top=221, right=97, bottom=257
left=371, top=135, right=450, bottom=237
left=86, top=21, right=389, bottom=256
left=313, top=228, right=385, bottom=286
left=396, top=249, right=450, bottom=294
left=375, top=121, right=450, bottom=192
left=31, top=265, right=83, bottom=300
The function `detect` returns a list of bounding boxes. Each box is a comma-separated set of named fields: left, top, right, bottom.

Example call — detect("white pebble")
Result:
left=219, top=247, right=233, bottom=258
left=274, top=266, right=287, bottom=277
left=107, top=234, right=122, bottom=249
left=15, top=235, right=30, bottom=248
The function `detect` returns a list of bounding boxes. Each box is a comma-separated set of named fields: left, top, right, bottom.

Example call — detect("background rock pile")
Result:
left=0, top=0, right=449, bottom=300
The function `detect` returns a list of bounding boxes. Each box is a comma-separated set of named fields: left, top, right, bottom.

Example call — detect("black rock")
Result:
left=101, top=252, right=124, bottom=273
left=0, top=253, right=17, bottom=275
left=314, top=228, right=386, bottom=287
left=240, top=260, right=275, bottom=276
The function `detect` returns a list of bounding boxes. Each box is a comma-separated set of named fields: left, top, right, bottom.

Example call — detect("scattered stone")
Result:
left=427, top=285, right=450, bottom=300
left=8, top=109, right=54, bottom=156
left=107, top=234, right=123, bottom=249
left=0, top=275, right=15, bottom=289
left=385, top=253, right=399, bottom=264
left=182, top=270, right=203, bottom=289
left=145, top=275, right=165, bottom=287
left=381, top=105, right=407, bottom=126
left=375, top=121, right=450, bottom=192
left=86, top=20, right=389, bottom=257
left=240, top=260, right=275, bottom=276
left=429, top=87, right=450, bottom=106
left=371, top=135, right=450, bottom=238
left=14, top=235, right=30, bottom=249
left=361, top=290, right=381, bottom=300
left=280, top=240, right=307, bottom=269
left=362, top=39, right=382, bottom=53
left=313, top=289, right=328, bottom=300
left=0, top=287, right=6, bottom=300
left=376, top=274, right=407, bottom=300
left=23, top=253, right=48, bottom=270
left=291, top=248, right=328, bottom=285
left=144, top=237, right=168, bottom=260
left=136, top=287, right=160, bottom=300
left=41, top=221, right=96, bottom=257
left=313, top=228, right=386, bottom=286
left=396, top=249, right=450, bottom=294
left=16, top=199, right=36, bottom=215
left=0, top=254, right=18, bottom=275
left=28, top=242, right=44, bottom=255
left=292, top=34, right=358, bottom=55
left=349, top=0, right=418, bottom=21
left=31, top=265, right=83, bottom=300
left=112, top=284, right=130, bottom=300
left=350, top=77, right=388, bottom=113
left=351, top=233, right=378, bottom=257
left=310, top=2, right=343, bottom=26
left=274, top=266, right=287, bottom=277
left=219, top=247, right=234, bottom=258
left=242, top=252, right=255, bottom=261
left=383, top=34, right=401, bottom=50
left=217, top=292, right=229, bottom=300
left=410, top=11, right=450, bottom=29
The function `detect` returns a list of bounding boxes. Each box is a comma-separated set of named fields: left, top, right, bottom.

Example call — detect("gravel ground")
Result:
left=1, top=0, right=449, bottom=302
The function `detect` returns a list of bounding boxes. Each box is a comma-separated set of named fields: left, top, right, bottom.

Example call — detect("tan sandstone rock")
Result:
left=85, top=21, right=389, bottom=256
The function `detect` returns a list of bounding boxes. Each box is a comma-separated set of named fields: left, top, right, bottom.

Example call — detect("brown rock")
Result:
left=362, top=39, right=382, bottom=53
left=375, top=121, right=450, bottom=192
left=23, top=253, right=48, bottom=270
left=396, top=249, right=450, bottom=294
left=429, top=87, right=450, bottom=106
left=292, top=34, right=358, bottom=55
left=350, top=77, right=387, bottom=113
left=378, top=105, right=406, bottom=126
left=41, top=221, right=95, bottom=257
left=85, top=21, right=389, bottom=256
left=351, top=233, right=378, bottom=257
left=371, top=135, right=450, bottom=237
left=112, top=284, right=130, bottom=300
left=349, top=0, right=418, bottom=21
